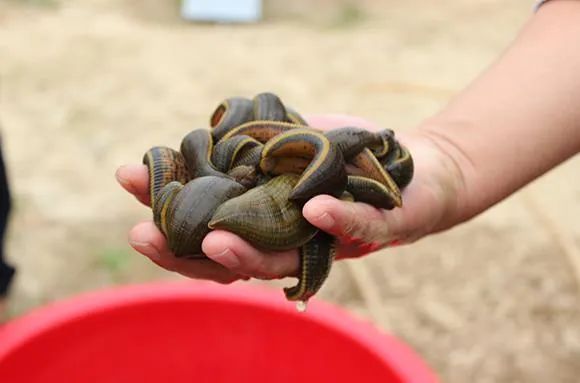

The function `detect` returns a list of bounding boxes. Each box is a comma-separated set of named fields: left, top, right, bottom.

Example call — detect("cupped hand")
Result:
left=116, top=115, right=466, bottom=283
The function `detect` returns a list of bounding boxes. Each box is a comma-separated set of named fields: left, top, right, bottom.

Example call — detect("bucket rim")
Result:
left=0, top=281, right=438, bottom=383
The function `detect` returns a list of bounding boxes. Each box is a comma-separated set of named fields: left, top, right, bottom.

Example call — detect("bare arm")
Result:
left=420, top=0, right=580, bottom=230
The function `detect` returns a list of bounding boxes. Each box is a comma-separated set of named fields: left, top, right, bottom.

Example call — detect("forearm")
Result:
left=418, top=0, right=580, bottom=228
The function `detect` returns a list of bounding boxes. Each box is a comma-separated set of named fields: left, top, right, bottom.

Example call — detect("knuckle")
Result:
left=341, top=203, right=359, bottom=238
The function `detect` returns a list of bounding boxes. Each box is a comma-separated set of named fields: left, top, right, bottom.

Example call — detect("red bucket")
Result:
left=0, top=282, right=438, bottom=382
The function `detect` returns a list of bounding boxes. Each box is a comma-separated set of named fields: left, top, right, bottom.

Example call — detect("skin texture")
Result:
left=116, top=1, right=580, bottom=284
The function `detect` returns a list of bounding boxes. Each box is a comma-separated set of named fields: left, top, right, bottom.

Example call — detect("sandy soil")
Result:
left=1, top=1, right=580, bottom=382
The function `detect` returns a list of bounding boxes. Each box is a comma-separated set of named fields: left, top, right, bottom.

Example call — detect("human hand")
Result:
left=116, top=115, right=466, bottom=283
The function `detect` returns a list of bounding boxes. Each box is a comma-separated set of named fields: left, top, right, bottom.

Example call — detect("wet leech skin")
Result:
left=142, top=92, right=414, bottom=303
left=260, top=128, right=347, bottom=203
left=157, top=176, right=246, bottom=258
left=209, top=175, right=318, bottom=251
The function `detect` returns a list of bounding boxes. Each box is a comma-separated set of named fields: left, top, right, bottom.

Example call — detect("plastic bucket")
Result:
left=0, top=282, right=438, bottom=382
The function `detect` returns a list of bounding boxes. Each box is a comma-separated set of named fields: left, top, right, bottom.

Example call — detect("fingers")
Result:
left=128, top=221, right=300, bottom=282
left=128, top=221, right=241, bottom=284
left=303, top=195, right=402, bottom=257
left=115, top=164, right=151, bottom=206
left=202, top=230, right=300, bottom=279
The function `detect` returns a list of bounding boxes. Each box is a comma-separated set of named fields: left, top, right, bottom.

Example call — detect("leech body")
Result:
left=152, top=181, right=183, bottom=236
left=227, top=165, right=258, bottom=189
left=371, top=129, right=396, bottom=158
left=284, top=191, right=352, bottom=302
left=253, top=92, right=287, bottom=121
left=346, top=175, right=398, bottom=210
left=211, top=135, right=262, bottom=172
left=285, top=106, right=308, bottom=126
left=350, top=148, right=402, bottom=207
left=180, top=129, right=225, bottom=179
left=258, top=157, right=311, bottom=175
left=210, top=97, right=254, bottom=140
left=324, top=127, right=382, bottom=160
left=231, top=145, right=263, bottom=169
left=382, top=144, right=414, bottom=190
left=209, top=175, right=318, bottom=250
left=160, top=176, right=246, bottom=258
left=284, top=230, right=336, bottom=301
left=221, top=120, right=307, bottom=143
left=141, top=92, right=414, bottom=304
left=260, top=128, right=347, bottom=203
left=142, top=146, right=190, bottom=210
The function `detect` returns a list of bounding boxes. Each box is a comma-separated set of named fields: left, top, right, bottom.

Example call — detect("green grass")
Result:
left=329, top=3, right=367, bottom=29
left=97, top=247, right=132, bottom=277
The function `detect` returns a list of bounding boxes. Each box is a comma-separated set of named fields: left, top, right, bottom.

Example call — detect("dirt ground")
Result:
left=2, top=0, right=580, bottom=382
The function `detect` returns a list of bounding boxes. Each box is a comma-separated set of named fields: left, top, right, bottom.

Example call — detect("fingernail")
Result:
left=130, top=240, right=161, bottom=261
left=209, top=248, right=240, bottom=269
left=315, top=212, right=335, bottom=230
left=115, top=166, right=129, bottom=185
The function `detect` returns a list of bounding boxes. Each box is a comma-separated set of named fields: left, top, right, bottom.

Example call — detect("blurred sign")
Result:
left=181, top=0, right=262, bottom=23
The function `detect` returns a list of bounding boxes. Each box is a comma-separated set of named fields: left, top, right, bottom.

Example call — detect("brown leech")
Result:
left=210, top=97, right=254, bottom=140
left=155, top=176, right=246, bottom=258
left=180, top=129, right=226, bottom=179
left=209, top=174, right=318, bottom=250
left=260, top=128, right=347, bottom=203
left=142, top=146, right=190, bottom=210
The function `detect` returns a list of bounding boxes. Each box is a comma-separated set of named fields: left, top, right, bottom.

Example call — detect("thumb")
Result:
left=302, top=195, right=404, bottom=249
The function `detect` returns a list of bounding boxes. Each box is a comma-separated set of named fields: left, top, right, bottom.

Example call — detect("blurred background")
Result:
left=1, top=0, right=579, bottom=382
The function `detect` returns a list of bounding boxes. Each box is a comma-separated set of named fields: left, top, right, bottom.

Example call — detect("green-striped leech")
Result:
left=345, top=176, right=398, bottom=210
left=142, top=146, right=190, bottom=211
left=259, top=128, right=347, bottom=203
left=285, top=106, right=308, bottom=126
left=209, top=175, right=317, bottom=250
left=221, top=120, right=307, bottom=143
left=363, top=129, right=414, bottom=190
left=285, top=191, right=354, bottom=309
left=324, top=127, right=411, bottom=180
left=210, top=97, right=254, bottom=141
left=141, top=92, right=415, bottom=306
left=253, top=92, right=287, bottom=122
left=324, top=127, right=384, bottom=160
left=285, top=230, right=335, bottom=306
left=211, top=135, right=262, bottom=173
left=380, top=142, right=414, bottom=190
left=154, top=177, right=246, bottom=258
left=209, top=92, right=308, bottom=141
left=348, top=148, right=402, bottom=208
left=209, top=174, right=336, bottom=303
left=180, top=129, right=227, bottom=179
left=370, top=129, right=396, bottom=158
left=230, top=145, right=264, bottom=169
left=321, top=127, right=408, bottom=209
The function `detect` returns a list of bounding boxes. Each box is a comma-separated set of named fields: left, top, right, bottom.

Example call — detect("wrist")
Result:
left=403, top=118, right=476, bottom=233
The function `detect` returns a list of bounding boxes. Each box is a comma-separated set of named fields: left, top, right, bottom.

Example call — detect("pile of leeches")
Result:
left=142, top=92, right=414, bottom=305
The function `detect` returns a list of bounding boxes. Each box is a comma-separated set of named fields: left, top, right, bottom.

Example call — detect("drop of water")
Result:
left=295, top=300, right=307, bottom=313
